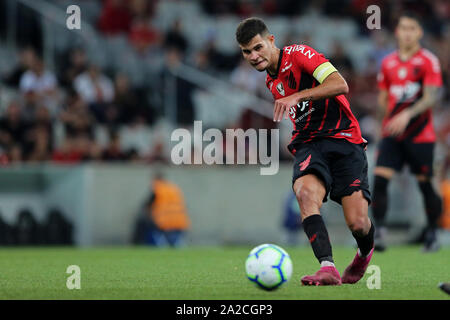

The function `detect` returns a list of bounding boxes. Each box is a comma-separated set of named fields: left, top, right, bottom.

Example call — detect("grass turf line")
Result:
left=0, top=246, right=448, bottom=300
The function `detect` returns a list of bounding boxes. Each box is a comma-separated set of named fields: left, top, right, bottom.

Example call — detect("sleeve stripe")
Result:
left=312, top=62, right=337, bottom=83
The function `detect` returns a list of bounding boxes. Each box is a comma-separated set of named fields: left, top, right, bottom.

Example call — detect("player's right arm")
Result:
left=377, top=89, right=388, bottom=121
left=273, top=45, right=348, bottom=122
left=376, top=59, right=390, bottom=122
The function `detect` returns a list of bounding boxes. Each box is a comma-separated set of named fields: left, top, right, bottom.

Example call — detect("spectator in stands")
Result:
left=73, top=64, right=115, bottom=123
left=19, top=55, right=59, bottom=119
left=98, top=0, right=132, bottom=36
left=120, top=114, right=152, bottom=157
left=370, top=30, right=395, bottom=70
left=102, top=130, right=127, bottom=161
left=160, top=47, right=196, bottom=125
left=51, top=132, right=101, bottom=164
left=113, top=72, right=151, bottom=125
left=0, top=101, right=28, bottom=161
left=202, top=38, right=241, bottom=72
left=128, top=16, right=160, bottom=54
left=230, top=58, right=266, bottom=94
left=329, top=42, right=354, bottom=80
left=3, top=46, right=37, bottom=88
left=128, top=0, right=154, bottom=19
left=60, top=47, right=89, bottom=89
left=164, top=19, right=188, bottom=54
left=23, top=105, right=53, bottom=162
left=51, top=135, right=83, bottom=164
left=59, top=90, right=95, bottom=140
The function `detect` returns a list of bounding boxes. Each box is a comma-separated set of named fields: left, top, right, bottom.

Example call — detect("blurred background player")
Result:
left=236, top=18, right=374, bottom=286
left=373, top=12, right=443, bottom=252
left=281, top=191, right=302, bottom=246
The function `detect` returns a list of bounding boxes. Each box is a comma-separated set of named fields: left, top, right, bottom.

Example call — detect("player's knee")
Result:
left=347, top=214, right=369, bottom=236
left=374, top=167, right=395, bottom=180
left=295, top=184, right=322, bottom=211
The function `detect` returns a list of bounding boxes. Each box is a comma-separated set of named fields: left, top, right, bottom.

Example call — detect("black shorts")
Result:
left=292, top=138, right=371, bottom=205
left=376, top=137, right=434, bottom=176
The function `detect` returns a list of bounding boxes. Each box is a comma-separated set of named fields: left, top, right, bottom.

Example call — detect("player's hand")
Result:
left=385, top=109, right=411, bottom=137
left=273, top=95, right=299, bottom=122
left=362, top=137, right=368, bottom=151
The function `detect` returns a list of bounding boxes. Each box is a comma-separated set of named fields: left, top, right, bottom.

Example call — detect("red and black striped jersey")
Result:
left=265, top=44, right=364, bottom=155
left=377, top=48, right=442, bottom=143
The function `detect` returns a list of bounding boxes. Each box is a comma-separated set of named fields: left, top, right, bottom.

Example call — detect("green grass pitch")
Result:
left=0, top=246, right=448, bottom=300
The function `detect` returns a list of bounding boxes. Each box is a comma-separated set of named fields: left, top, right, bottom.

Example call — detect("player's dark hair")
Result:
left=235, top=17, right=269, bottom=45
left=397, top=11, right=422, bottom=26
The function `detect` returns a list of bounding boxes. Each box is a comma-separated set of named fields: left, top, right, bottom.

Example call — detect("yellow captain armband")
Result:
left=312, top=62, right=337, bottom=83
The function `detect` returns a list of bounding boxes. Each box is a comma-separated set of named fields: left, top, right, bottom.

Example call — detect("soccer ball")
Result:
left=245, top=244, right=293, bottom=290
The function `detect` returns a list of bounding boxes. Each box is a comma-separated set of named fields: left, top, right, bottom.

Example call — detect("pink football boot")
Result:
left=342, top=248, right=374, bottom=284
left=301, top=266, right=342, bottom=286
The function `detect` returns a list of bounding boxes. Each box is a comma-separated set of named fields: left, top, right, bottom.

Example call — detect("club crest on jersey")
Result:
left=276, top=82, right=285, bottom=96
left=398, top=67, right=407, bottom=79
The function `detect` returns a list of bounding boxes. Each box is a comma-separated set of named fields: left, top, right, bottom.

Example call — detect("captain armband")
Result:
left=312, top=62, right=338, bottom=83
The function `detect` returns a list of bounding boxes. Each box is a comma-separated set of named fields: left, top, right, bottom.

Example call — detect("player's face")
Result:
left=395, top=17, right=423, bottom=49
left=239, top=34, right=275, bottom=72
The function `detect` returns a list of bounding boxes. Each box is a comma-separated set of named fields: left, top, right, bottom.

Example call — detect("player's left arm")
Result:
left=407, top=85, right=440, bottom=118
left=385, top=85, right=440, bottom=136
left=273, top=63, right=348, bottom=122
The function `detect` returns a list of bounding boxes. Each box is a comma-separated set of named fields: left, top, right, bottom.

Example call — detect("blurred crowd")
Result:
left=0, top=0, right=448, bottom=174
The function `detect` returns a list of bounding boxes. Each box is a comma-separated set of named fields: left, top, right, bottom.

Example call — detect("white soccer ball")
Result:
left=245, top=244, right=293, bottom=290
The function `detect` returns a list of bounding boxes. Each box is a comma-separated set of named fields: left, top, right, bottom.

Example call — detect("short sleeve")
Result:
left=290, top=45, right=337, bottom=83
left=423, top=54, right=442, bottom=87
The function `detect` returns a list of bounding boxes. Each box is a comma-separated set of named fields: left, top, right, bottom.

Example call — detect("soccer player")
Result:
left=235, top=18, right=374, bottom=286
left=373, top=12, right=443, bottom=252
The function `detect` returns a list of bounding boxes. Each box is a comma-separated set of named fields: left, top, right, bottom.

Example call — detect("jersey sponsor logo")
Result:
left=397, top=67, right=407, bottom=79
left=284, top=45, right=316, bottom=59
left=289, top=101, right=313, bottom=124
left=389, top=81, right=421, bottom=102
left=298, top=101, right=308, bottom=112
left=276, top=82, right=285, bottom=96
left=281, top=63, right=292, bottom=73
left=299, top=154, right=311, bottom=171
left=295, top=104, right=314, bottom=124
left=288, top=105, right=296, bottom=119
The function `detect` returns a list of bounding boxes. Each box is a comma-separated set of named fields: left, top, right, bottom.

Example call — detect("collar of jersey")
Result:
left=267, top=48, right=284, bottom=79
left=396, top=47, right=422, bottom=63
